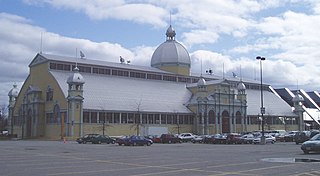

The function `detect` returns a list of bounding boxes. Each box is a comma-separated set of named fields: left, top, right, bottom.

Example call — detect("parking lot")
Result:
left=0, top=140, right=319, bottom=176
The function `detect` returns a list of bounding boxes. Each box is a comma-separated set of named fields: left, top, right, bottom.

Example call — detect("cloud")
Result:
left=23, top=0, right=168, bottom=27
left=0, top=12, right=139, bottom=105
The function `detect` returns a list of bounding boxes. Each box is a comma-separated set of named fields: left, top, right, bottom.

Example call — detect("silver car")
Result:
left=301, top=134, right=320, bottom=154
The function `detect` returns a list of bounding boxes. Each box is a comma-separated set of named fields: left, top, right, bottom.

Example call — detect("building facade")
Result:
left=8, top=26, right=299, bottom=139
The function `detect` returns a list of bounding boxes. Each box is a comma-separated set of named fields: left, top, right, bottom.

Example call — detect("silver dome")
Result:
left=197, top=78, right=207, bottom=87
left=292, top=93, right=304, bottom=102
left=151, top=25, right=191, bottom=68
left=8, top=84, right=19, bottom=97
left=237, top=82, right=246, bottom=90
left=67, top=67, right=85, bottom=84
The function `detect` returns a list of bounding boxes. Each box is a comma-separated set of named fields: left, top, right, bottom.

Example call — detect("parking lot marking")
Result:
left=207, top=163, right=302, bottom=176
left=293, top=171, right=320, bottom=176
left=206, top=161, right=258, bottom=168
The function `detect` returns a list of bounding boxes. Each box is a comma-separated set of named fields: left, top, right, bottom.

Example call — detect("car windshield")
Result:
left=310, top=134, right=320, bottom=141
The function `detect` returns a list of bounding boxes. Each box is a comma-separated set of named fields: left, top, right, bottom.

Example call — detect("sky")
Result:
left=1, top=0, right=320, bottom=107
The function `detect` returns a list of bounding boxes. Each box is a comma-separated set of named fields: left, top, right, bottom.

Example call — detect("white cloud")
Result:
left=0, top=12, right=140, bottom=105
left=23, top=0, right=168, bottom=27
left=2, top=0, right=320, bottom=106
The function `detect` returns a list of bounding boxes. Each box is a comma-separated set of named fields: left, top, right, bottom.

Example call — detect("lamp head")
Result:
left=256, top=56, right=266, bottom=60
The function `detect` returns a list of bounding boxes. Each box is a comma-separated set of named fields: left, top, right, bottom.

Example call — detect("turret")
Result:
left=8, top=83, right=19, bottom=135
left=292, top=91, right=304, bottom=131
left=67, top=66, right=85, bottom=139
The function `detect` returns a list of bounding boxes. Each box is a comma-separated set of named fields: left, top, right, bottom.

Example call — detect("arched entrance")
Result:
left=222, top=111, right=230, bottom=133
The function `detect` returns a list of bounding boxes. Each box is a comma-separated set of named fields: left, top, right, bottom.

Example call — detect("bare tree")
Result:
left=130, top=99, right=144, bottom=136
left=171, top=109, right=183, bottom=135
left=98, top=107, right=113, bottom=135
left=0, top=104, right=8, bottom=132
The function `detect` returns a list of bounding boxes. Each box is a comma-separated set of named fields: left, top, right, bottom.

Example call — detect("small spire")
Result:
left=166, top=25, right=176, bottom=41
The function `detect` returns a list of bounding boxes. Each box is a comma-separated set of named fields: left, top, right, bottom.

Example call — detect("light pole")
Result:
left=256, top=56, right=266, bottom=144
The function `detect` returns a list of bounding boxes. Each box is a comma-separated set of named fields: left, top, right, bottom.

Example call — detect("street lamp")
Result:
left=256, top=56, right=266, bottom=144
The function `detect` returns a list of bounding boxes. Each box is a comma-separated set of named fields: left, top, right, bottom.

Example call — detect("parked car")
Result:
left=203, top=134, right=226, bottom=144
left=253, top=134, right=276, bottom=144
left=115, top=136, right=129, bottom=146
left=160, top=134, right=181, bottom=144
left=191, top=135, right=204, bottom=143
left=241, top=134, right=255, bottom=144
left=147, top=135, right=161, bottom=143
left=117, top=135, right=153, bottom=146
left=301, top=134, right=320, bottom=154
left=178, top=133, right=195, bottom=142
left=284, top=131, right=298, bottom=142
left=294, top=131, right=310, bottom=144
left=226, top=133, right=244, bottom=144
left=76, top=134, right=99, bottom=144
left=91, top=135, right=116, bottom=144
left=310, top=130, right=320, bottom=138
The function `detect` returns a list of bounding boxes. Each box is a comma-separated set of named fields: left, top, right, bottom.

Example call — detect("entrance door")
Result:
left=222, top=111, right=230, bottom=133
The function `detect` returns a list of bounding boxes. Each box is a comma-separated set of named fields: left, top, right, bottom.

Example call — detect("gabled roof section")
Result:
left=29, top=53, right=48, bottom=67
left=274, top=88, right=295, bottom=107
left=246, top=89, right=296, bottom=117
left=307, top=91, right=320, bottom=106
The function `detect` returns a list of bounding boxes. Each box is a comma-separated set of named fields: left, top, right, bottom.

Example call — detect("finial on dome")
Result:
left=166, top=25, right=176, bottom=41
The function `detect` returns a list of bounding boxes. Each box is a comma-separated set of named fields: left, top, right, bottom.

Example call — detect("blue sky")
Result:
left=1, top=0, right=320, bottom=106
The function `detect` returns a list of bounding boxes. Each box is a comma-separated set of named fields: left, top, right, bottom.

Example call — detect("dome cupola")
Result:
left=237, top=82, right=246, bottom=91
left=197, top=77, right=207, bottom=87
left=8, top=83, right=19, bottom=97
left=67, top=67, right=85, bottom=85
left=292, top=91, right=304, bottom=102
left=151, top=25, right=191, bottom=76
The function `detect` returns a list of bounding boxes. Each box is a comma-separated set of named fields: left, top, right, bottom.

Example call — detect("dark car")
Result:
left=117, top=135, right=153, bottom=146
left=203, top=134, right=226, bottom=144
left=294, top=131, right=310, bottom=144
left=226, top=133, right=244, bottom=144
left=284, top=131, right=297, bottom=142
left=91, top=135, right=116, bottom=144
left=160, top=134, right=181, bottom=144
left=301, top=134, right=320, bottom=154
left=76, top=134, right=99, bottom=144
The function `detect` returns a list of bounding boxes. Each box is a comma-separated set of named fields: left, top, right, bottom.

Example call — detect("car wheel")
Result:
left=303, top=150, right=309, bottom=154
left=133, top=142, right=137, bottom=146
left=147, top=142, right=151, bottom=146
left=98, top=141, right=101, bottom=144
left=112, top=140, right=115, bottom=144
left=83, top=141, right=87, bottom=144
left=168, top=140, right=172, bottom=144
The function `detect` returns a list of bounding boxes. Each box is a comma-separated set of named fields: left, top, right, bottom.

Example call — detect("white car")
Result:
left=241, top=134, right=255, bottom=144
left=191, top=135, right=204, bottom=143
left=253, top=134, right=276, bottom=144
left=178, top=133, right=195, bottom=142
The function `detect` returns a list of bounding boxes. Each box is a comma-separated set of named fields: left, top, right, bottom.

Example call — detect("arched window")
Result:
left=208, top=110, right=215, bottom=124
left=236, top=111, right=242, bottom=124
left=53, top=104, right=60, bottom=123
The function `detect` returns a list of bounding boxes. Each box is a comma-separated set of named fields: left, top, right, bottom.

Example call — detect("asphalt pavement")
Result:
left=0, top=140, right=319, bottom=176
